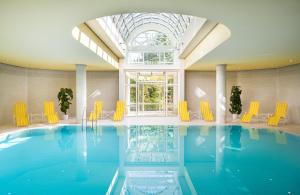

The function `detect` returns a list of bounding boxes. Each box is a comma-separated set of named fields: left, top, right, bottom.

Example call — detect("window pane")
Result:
left=138, top=72, right=164, bottom=82
left=165, top=52, right=174, bottom=63
left=143, top=84, right=164, bottom=103
left=126, top=72, right=137, bottom=84
left=167, top=86, right=174, bottom=103
left=144, top=52, right=159, bottom=64
left=131, top=31, right=172, bottom=47
left=159, top=52, right=165, bottom=63
left=129, top=104, right=137, bottom=112
left=130, top=87, right=136, bottom=103
left=128, top=52, right=143, bottom=63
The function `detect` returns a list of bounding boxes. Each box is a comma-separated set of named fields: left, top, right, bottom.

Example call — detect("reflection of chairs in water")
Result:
left=267, top=129, right=287, bottom=144
left=179, top=126, right=188, bottom=136
left=274, top=130, right=287, bottom=144
left=248, top=128, right=260, bottom=140
left=200, top=126, right=211, bottom=136
left=116, top=125, right=126, bottom=136
left=230, top=126, right=242, bottom=149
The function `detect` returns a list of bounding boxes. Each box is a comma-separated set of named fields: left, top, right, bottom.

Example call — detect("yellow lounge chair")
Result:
left=113, top=101, right=125, bottom=121
left=44, top=101, right=59, bottom=124
left=200, top=101, right=214, bottom=122
left=267, top=102, right=288, bottom=126
left=179, top=101, right=190, bottom=122
left=89, top=101, right=103, bottom=121
left=14, top=102, right=29, bottom=127
left=240, top=101, right=260, bottom=123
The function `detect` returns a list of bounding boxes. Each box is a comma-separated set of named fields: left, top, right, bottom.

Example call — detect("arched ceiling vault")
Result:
left=0, top=0, right=300, bottom=71
left=111, top=13, right=192, bottom=41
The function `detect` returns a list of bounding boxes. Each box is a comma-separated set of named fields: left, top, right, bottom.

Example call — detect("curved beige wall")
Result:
left=185, top=64, right=300, bottom=124
left=1, top=63, right=299, bottom=125
left=0, top=63, right=118, bottom=125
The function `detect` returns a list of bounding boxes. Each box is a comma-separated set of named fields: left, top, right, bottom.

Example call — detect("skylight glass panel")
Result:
left=111, top=13, right=193, bottom=42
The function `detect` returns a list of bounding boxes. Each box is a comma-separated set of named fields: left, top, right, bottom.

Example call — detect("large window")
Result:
left=127, top=31, right=174, bottom=65
left=125, top=71, right=178, bottom=116
left=128, top=51, right=174, bottom=64
left=130, top=31, right=171, bottom=47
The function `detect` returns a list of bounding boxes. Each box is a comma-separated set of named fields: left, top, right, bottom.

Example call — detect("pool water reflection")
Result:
left=0, top=125, right=300, bottom=194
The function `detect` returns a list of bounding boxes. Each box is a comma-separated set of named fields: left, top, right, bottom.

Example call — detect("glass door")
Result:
left=125, top=71, right=178, bottom=117
left=138, top=82, right=165, bottom=116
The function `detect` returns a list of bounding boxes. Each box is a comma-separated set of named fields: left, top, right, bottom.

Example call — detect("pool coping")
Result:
left=1, top=117, right=300, bottom=137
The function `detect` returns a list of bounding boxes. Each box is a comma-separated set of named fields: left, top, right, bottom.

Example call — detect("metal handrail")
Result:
left=82, top=106, right=99, bottom=130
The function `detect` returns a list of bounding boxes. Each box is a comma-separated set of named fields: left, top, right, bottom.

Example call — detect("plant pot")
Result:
left=63, top=115, right=69, bottom=120
left=232, top=114, right=238, bottom=120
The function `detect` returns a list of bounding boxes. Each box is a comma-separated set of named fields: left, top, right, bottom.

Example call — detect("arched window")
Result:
left=128, top=31, right=174, bottom=65
left=130, top=31, right=172, bottom=47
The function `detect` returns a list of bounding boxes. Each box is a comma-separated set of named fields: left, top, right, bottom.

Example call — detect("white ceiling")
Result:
left=0, top=0, right=299, bottom=71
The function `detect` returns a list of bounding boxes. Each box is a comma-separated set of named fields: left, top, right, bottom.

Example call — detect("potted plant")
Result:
left=57, top=88, right=73, bottom=120
left=229, top=86, right=242, bottom=120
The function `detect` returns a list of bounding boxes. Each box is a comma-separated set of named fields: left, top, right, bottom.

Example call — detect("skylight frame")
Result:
left=111, top=13, right=192, bottom=42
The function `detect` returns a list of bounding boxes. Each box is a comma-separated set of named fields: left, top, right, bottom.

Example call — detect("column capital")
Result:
left=216, top=64, right=227, bottom=69
left=75, top=64, right=87, bottom=68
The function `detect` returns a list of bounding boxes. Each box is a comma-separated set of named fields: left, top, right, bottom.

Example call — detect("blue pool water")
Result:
left=0, top=125, right=300, bottom=194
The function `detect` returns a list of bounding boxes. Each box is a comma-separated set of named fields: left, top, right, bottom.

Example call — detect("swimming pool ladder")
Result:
left=81, top=106, right=98, bottom=130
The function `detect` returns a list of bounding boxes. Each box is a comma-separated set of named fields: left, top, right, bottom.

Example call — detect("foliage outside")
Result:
left=229, top=86, right=242, bottom=114
left=129, top=75, right=174, bottom=111
left=57, top=88, right=73, bottom=115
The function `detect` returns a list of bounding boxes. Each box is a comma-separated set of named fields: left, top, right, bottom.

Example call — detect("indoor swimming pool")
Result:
left=0, top=125, right=299, bottom=194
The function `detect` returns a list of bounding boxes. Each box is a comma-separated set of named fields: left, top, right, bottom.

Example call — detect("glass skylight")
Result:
left=111, top=13, right=193, bottom=41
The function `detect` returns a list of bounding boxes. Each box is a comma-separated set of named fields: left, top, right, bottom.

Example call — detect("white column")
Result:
left=119, top=59, right=125, bottom=101
left=216, top=64, right=227, bottom=124
left=76, top=64, right=87, bottom=122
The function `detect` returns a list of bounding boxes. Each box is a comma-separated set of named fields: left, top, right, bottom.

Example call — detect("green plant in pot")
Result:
left=229, top=86, right=242, bottom=120
left=57, top=88, right=73, bottom=120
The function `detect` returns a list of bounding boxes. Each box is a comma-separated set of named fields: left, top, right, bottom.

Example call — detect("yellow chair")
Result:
left=89, top=101, right=103, bottom=121
left=240, top=101, right=260, bottom=123
left=14, top=102, right=29, bottom=127
left=44, top=101, right=59, bottom=124
left=113, top=101, right=125, bottom=121
left=267, top=102, right=288, bottom=126
left=178, top=101, right=190, bottom=122
left=200, top=101, right=214, bottom=122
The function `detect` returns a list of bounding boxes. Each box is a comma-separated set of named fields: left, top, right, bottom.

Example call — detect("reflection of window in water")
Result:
left=126, top=126, right=179, bottom=163
left=123, top=171, right=182, bottom=195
